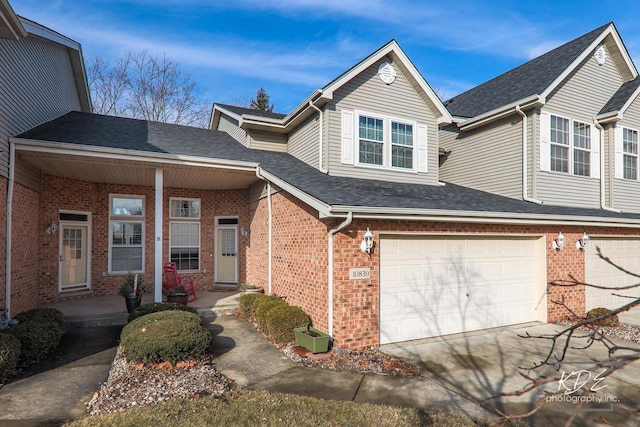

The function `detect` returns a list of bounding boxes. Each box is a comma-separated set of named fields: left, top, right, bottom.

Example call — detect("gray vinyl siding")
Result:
left=288, top=114, right=320, bottom=168
left=326, top=59, right=439, bottom=185
left=612, top=96, right=640, bottom=212
left=0, top=34, right=81, bottom=179
left=534, top=46, right=623, bottom=209
left=248, top=130, right=287, bottom=152
left=217, top=114, right=247, bottom=146
left=249, top=181, right=281, bottom=203
left=439, top=114, right=523, bottom=199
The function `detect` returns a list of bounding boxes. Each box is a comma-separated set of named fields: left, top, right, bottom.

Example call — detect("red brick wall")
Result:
left=37, top=174, right=248, bottom=304
left=0, top=176, right=6, bottom=311
left=247, top=191, right=640, bottom=349
left=8, top=182, right=40, bottom=315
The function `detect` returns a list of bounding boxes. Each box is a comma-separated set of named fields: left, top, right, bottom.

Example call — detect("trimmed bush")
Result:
left=265, top=305, right=310, bottom=345
left=128, top=302, right=198, bottom=323
left=0, top=333, right=21, bottom=383
left=238, top=293, right=267, bottom=319
left=6, top=320, right=63, bottom=367
left=586, top=307, right=620, bottom=327
left=120, top=310, right=212, bottom=365
left=253, top=296, right=288, bottom=332
left=14, top=308, right=64, bottom=329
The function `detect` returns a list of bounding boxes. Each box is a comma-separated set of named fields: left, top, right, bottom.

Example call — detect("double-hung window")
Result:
left=623, top=127, right=638, bottom=180
left=357, top=112, right=416, bottom=171
left=170, top=198, right=200, bottom=271
left=548, top=114, right=592, bottom=176
left=109, top=195, right=144, bottom=273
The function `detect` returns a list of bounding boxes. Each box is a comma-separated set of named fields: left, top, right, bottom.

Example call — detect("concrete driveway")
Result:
left=384, top=321, right=640, bottom=427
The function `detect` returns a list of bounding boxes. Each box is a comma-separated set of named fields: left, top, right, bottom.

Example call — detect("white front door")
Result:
left=59, top=222, right=91, bottom=292
left=215, top=217, right=238, bottom=283
left=379, top=235, right=543, bottom=344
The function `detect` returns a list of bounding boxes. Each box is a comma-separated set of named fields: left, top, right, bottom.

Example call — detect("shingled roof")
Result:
left=14, top=111, right=640, bottom=224
left=444, top=23, right=612, bottom=118
left=214, top=103, right=286, bottom=120
left=599, top=75, right=640, bottom=115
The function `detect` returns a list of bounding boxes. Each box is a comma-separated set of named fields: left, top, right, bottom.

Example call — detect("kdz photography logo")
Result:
left=545, top=362, right=620, bottom=412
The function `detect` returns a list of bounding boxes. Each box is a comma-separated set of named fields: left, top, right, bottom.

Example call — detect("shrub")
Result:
left=253, top=296, right=288, bottom=332
left=586, top=307, right=620, bottom=327
left=265, top=305, right=310, bottom=345
left=120, top=311, right=212, bottom=365
left=127, top=302, right=198, bottom=323
left=14, top=308, right=64, bottom=329
left=238, top=293, right=267, bottom=319
left=0, top=333, right=21, bottom=383
left=6, top=320, right=63, bottom=367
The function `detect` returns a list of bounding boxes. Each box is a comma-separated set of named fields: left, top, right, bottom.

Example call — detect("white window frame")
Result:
left=108, top=194, right=145, bottom=274
left=545, top=112, right=595, bottom=177
left=622, top=127, right=639, bottom=181
left=354, top=110, right=418, bottom=173
left=169, top=198, right=201, bottom=272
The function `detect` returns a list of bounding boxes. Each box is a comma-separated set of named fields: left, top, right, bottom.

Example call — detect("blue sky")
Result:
left=12, top=1, right=640, bottom=113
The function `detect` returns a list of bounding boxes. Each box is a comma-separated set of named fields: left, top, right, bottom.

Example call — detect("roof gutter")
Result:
left=515, top=105, right=543, bottom=204
left=328, top=212, right=353, bottom=336
left=328, top=206, right=640, bottom=227
left=594, top=117, right=622, bottom=213
left=458, top=95, right=544, bottom=131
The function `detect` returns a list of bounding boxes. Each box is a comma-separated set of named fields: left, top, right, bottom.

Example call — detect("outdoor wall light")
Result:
left=240, top=226, right=248, bottom=237
left=360, top=227, right=374, bottom=253
left=552, top=232, right=566, bottom=250
left=576, top=232, right=590, bottom=250
left=45, top=223, right=57, bottom=235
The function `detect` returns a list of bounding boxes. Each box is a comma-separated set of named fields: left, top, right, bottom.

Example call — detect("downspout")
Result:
left=594, top=118, right=621, bottom=213
left=328, top=212, right=352, bottom=336
left=267, top=182, right=273, bottom=294
left=5, top=141, right=15, bottom=317
left=515, top=105, right=543, bottom=204
left=308, top=101, right=328, bottom=174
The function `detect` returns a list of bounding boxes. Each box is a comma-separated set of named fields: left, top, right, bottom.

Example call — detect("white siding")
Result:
left=439, top=115, right=524, bottom=199
left=217, top=114, right=247, bottom=146
left=534, top=47, right=623, bottom=208
left=248, top=130, right=287, bottom=152
left=612, top=96, right=640, bottom=213
left=288, top=114, right=320, bottom=167
left=0, top=35, right=82, bottom=178
left=326, top=59, right=439, bottom=185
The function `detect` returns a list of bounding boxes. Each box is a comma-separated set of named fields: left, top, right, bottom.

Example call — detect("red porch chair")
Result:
left=163, top=262, right=197, bottom=302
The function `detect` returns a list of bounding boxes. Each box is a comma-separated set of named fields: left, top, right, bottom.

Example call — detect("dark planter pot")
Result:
left=167, top=293, right=189, bottom=305
left=125, top=296, right=142, bottom=313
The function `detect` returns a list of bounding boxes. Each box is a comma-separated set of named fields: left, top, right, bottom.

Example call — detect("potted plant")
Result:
left=240, top=282, right=264, bottom=294
left=119, top=273, right=147, bottom=313
left=165, top=286, right=189, bottom=305
left=293, top=324, right=331, bottom=354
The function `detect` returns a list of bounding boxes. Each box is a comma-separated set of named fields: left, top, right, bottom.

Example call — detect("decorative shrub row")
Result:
left=120, top=310, right=213, bottom=365
left=238, top=293, right=310, bottom=345
left=128, top=302, right=198, bottom=323
left=1, top=308, right=64, bottom=375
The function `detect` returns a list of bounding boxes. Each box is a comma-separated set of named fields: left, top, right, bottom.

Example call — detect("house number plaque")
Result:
left=349, top=267, right=371, bottom=280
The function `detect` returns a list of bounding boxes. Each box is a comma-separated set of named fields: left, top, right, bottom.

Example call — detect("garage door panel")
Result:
left=586, top=238, right=640, bottom=310
left=380, top=236, right=540, bottom=344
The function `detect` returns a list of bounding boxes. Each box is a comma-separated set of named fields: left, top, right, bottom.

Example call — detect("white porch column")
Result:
left=154, top=168, right=163, bottom=302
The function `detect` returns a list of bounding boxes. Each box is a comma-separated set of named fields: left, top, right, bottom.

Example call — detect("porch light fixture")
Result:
left=552, top=232, right=566, bottom=250
left=576, top=232, right=590, bottom=250
left=360, top=228, right=374, bottom=253
left=240, top=227, right=248, bottom=237
left=45, top=223, right=57, bottom=235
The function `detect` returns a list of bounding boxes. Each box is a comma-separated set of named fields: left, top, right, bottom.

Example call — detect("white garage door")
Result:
left=586, top=238, right=640, bottom=310
left=380, top=235, right=542, bottom=344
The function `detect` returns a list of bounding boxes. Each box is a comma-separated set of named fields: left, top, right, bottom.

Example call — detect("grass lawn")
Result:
left=64, top=389, right=492, bottom=426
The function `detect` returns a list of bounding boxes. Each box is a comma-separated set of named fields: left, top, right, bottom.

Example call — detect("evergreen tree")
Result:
left=249, top=87, right=274, bottom=112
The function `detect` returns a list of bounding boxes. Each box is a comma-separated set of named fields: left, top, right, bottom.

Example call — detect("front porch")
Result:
left=41, top=290, right=241, bottom=328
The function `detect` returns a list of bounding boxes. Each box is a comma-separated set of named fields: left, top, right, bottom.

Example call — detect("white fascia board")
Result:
left=11, top=137, right=259, bottom=171
left=540, top=25, right=637, bottom=100
left=213, top=105, right=243, bottom=123
left=0, top=0, right=26, bottom=39
left=19, top=17, right=80, bottom=50
left=256, top=167, right=332, bottom=218
left=458, top=95, right=543, bottom=131
left=616, top=85, right=640, bottom=118
left=595, top=110, right=622, bottom=123
left=329, top=205, right=640, bottom=228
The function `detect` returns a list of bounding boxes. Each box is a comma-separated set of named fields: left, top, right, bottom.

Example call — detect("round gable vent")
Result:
left=378, top=62, right=396, bottom=84
left=594, top=45, right=607, bottom=65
